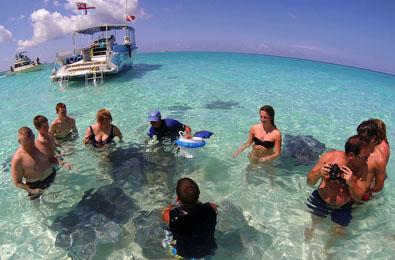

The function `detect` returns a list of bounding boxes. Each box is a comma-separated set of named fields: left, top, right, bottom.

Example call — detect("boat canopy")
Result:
left=75, top=24, right=135, bottom=35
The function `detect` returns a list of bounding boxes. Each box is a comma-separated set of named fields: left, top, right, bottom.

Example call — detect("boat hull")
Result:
left=7, top=64, right=43, bottom=75
left=51, top=47, right=137, bottom=82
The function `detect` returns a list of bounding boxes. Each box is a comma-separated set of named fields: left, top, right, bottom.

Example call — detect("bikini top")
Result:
left=253, top=136, right=275, bottom=149
left=89, top=124, right=114, bottom=146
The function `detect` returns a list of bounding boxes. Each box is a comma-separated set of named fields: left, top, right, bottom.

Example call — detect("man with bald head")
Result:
left=11, top=127, right=64, bottom=199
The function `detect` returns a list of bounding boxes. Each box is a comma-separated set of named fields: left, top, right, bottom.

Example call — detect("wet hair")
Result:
left=33, top=115, right=48, bottom=130
left=176, top=177, right=200, bottom=206
left=18, top=126, right=33, bottom=138
left=96, top=108, right=112, bottom=124
left=372, top=118, right=387, bottom=144
left=345, top=135, right=368, bottom=156
left=357, top=119, right=379, bottom=143
left=259, top=105, right=276, bottom=127
left=56, top=103, right=66, bottom=113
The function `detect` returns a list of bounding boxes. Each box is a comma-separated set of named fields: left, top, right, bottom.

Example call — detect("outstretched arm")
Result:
left=184, top=124, right=192, bottom=139
left=71, top=118, right=78, bottom=134
left=114, top=126, right=123, bottom=141
left=233, top=127, right=254, bottom=158
left=83, top=127, right=92, bottom=144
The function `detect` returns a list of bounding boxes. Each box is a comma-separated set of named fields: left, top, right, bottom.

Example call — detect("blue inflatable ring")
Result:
left=176, top=138, right=206, bottom=148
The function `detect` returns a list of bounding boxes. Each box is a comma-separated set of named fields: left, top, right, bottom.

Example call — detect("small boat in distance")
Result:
left=7, top=52, right=43, bottom=75
left=50, top=24, right=137, bottom=85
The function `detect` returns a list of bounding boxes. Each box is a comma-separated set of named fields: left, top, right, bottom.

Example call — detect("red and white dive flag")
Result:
left=76, top=2, right=95, bottom=15
left=126, top=15, right=136, bottom=21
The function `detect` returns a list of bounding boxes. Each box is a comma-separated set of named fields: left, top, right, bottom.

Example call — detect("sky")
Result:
left=0, top=0, right=394, bottom=74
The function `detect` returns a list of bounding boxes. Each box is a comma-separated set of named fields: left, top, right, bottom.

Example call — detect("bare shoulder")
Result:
left=251, top=124, right=260, bottom=132
left=320, top=150, right=340, bottom=162
left=273, top=128, right=282, bottom=137
left=68, top=116, right=76, bottom=124
left=11, top=149, right=23, bottom=164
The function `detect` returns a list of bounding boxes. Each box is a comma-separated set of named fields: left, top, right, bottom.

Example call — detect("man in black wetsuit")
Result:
left=162, top=177, right=217, bottom=258
left=147, top=109, right=192, bottom=141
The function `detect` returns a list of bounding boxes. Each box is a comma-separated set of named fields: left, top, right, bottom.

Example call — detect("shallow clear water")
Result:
left=0, top=52, right=394, bottom=259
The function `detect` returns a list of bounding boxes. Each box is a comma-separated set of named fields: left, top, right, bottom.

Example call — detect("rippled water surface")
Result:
left=0, top=52, right=394, bottom=259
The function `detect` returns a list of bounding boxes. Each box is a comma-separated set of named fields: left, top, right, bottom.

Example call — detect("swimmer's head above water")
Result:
left=176, top=177, right=200, bottom=206
left=259, top=105, right=276, bottom=127
left=18, top=126, right=35, bottom=149
left=148, top=109, right=162, bottom=128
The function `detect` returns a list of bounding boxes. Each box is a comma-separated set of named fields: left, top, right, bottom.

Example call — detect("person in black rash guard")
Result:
left=147, top=109, right=192, bottom=141
left=162, top=178, right=217, bottom=259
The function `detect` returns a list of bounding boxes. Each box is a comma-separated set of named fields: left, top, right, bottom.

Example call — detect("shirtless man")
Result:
left=11, top=127, right=64, bottom=199
left=34, top=115, right=58, bottom=156
left=306, top=135, right=370, bottom=236
left=50, top=103, right=77, bottom=139
left=357, top=119, right=390, bottom=199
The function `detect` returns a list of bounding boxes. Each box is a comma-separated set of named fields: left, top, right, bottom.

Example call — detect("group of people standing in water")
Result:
left=10, top=102, right=390, bottom=259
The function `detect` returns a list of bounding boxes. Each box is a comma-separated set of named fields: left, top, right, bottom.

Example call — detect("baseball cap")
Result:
left=148, top=109, right=161, bottom=122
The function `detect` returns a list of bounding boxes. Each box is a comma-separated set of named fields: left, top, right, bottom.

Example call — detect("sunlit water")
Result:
left=0, top=52, right=394, bottom=259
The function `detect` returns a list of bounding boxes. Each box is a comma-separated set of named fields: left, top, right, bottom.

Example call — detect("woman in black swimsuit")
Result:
left=233, top=105, right=282, bottom=163
left=83, top=108, right=123, bottom=148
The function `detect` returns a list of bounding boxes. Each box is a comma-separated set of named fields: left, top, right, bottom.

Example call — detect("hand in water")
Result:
left=232, top=150, right=240, bottom=158
left=259, top=157, right=269, bottom=163
left=30, top=188, right=43, bottom=195
left=62, top=162, right=72, bottom=170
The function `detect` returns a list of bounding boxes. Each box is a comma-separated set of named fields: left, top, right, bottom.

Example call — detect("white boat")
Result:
left=50, top=24, right=137, bottom=84
left=7, top=52, right=43, bottom=75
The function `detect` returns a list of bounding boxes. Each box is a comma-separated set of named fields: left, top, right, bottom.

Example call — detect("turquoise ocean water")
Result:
left=0, top=52, right=394, bottom=259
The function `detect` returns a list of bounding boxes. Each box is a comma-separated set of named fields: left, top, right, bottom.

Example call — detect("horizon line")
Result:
left=1, top=50, right=394, bottom=77
left=139, top=50, right=395, bottom=77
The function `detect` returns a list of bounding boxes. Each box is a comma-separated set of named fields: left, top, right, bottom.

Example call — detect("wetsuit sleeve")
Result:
left=148, top=126, right=155, bottom=138
left=165, top=119, right=185, bottom=132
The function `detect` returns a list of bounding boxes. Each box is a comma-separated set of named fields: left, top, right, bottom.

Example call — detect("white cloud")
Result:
left=0, top=26, right=13, bottom=43
left=293, top=45, right=323, bottom=52
left=257, top=43, right=269, bottom=50
left=18, top=0, right=141, bottom=49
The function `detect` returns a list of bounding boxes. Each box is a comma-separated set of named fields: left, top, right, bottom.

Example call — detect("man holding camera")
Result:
left=306, top=135, right=370, bottom=232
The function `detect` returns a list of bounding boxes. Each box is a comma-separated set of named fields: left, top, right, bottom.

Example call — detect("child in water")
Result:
left=162, top=178, right=218, bottom=259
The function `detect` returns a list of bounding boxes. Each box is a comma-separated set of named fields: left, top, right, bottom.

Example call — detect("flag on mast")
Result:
left=76, top=2, right=96, bottom=15
left=126, top=15, right=136, bottom=21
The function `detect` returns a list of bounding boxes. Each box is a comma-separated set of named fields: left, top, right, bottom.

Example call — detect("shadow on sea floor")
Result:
left=49, top=143, right=177, bottom=259
left=112, top=64, right=162, bottom=82
left=48, top=137, right=289, bottom=259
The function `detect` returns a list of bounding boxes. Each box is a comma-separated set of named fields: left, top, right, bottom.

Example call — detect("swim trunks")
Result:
left=26, top=168, right=57, bottom=199
left=306, top=190, right=353, bottom=227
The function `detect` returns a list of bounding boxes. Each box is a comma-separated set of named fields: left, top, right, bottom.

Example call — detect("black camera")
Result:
left=328, top=164, right=343, bottom=181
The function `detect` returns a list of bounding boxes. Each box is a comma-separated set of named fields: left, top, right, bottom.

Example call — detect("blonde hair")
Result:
left=373, top=118, right=387, bottom=143
left=96, top=108, right=112, bottom=124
